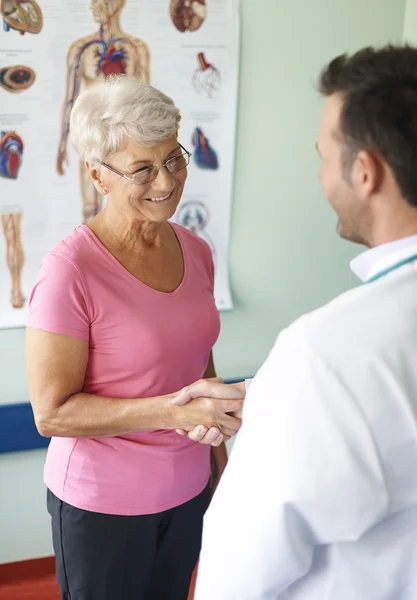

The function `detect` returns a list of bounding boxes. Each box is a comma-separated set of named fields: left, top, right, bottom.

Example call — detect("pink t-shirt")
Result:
left=27, top=223, right=220, bottom=516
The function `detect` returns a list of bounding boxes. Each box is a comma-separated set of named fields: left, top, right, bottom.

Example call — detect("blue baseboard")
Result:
left=0, top=402, right=50, bottom=454
left=0, top=377, right=249, bottom=454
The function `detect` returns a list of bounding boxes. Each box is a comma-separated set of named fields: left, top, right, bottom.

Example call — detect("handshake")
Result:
left=171, top=378, right=245, bottom=447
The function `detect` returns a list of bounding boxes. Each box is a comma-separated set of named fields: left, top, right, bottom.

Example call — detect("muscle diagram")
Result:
left=192, top=52, right=220, bottom=98
left=0, top=131, right=24, bottom=179
left=1, top=207, right=25, bottom=309
left=177, top=200, right=216, bottom=265
left=56, top=0, right=151, bottom=223
left=192, top=127, right=218, bottom=170
left=0, top=65, right=36, bottom=92
left=170, top=0, right=206, bottom=33
left=1, top=0, right=43, bottom=35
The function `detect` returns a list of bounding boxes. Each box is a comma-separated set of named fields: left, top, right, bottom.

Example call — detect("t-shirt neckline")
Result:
left=79, top=222, right=188, bottom=297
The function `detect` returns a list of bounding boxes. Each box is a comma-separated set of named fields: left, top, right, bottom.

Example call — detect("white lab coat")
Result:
left=195, top=236, right=417, bottom=600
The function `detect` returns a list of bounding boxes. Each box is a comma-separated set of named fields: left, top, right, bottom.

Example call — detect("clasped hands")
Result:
left=171, top=378, right=245, bottom=447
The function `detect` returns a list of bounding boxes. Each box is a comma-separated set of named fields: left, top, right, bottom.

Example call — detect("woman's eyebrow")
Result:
left=128, top=146, right=181, bottom=169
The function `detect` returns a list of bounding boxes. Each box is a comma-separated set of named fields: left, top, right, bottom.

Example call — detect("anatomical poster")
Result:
left=0, top=0, right=239, bottom=328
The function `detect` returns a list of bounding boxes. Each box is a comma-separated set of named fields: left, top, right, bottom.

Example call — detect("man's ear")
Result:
left=86, top=161, right=109, bottom=195
left=352, top=150, right=382, bottom=201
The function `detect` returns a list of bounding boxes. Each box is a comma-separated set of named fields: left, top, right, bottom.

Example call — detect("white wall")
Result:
left=0, top=0, right=408, bottom=563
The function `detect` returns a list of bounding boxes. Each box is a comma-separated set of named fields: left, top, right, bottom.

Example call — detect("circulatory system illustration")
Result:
left=56, top=0, right=151, bottom=223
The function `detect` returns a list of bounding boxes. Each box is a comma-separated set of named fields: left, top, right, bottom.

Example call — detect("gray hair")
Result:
left=69, top=76, right=181, bottom=162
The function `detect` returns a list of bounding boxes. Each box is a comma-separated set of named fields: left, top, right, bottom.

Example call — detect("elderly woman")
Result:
left=26, top=76, right=243, bottom=600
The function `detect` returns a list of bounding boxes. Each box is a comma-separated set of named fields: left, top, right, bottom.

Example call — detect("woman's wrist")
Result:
left=156, top=393, right=181, bottom=430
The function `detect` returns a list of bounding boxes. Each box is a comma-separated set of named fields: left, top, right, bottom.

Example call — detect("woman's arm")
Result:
left=26, top=328, right=243, bottom=438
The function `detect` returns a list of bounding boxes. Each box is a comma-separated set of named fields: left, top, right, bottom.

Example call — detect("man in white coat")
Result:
left=175, top=45, right=417, bottom=599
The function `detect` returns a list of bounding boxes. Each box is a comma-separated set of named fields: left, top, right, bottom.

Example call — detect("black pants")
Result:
left=47, top=484, right=210, bottom=600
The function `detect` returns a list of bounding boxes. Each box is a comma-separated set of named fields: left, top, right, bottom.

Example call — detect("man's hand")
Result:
left=172, top=379, right=245, bottom=446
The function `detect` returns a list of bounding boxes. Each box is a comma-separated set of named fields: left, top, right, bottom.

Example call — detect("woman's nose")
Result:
left=152, top=165, right=174, bottom=189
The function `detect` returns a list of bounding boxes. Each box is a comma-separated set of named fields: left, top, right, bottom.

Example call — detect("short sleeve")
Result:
left=27, top=252, right=90, bottom=341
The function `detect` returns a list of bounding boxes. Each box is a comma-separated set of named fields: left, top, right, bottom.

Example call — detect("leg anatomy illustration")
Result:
left=170, top=0, right=206, bottom=32
left=0, top=65, right=36, bottom=92
left=1, top=0, right=43, bottom=34
left=56, top=0, right=151, bottom=223
left=1, top=207, right=25, bottom=309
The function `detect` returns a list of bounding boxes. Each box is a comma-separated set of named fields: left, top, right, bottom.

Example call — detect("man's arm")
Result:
left=194, top=331, right=388, bottom=599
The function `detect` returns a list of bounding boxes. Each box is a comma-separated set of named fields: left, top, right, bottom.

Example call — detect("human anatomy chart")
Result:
left=177, top=200, right=216, bottom=264
left=56, top=0, right=151, bottom=223
left=1, top=0, right=43, bottom=35
left=0, top=0, right=239, bottom=327
left=1, top=207, right=25, bottom=309
left=192, top=127, right=219, bottom=169
left=170, top=0, right=206, bottom=32
left=0, top=131, right=23, bottom=179
left=192, top=52, right=220, bottom=98
left=0, top=64, right=35, bottom=91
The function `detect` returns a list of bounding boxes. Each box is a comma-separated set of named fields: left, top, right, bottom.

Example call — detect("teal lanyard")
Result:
left=366, top=253, right=417, bottom=283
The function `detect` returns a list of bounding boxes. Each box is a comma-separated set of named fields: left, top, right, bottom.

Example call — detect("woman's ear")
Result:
left=86, top=161, right=109, bottom=195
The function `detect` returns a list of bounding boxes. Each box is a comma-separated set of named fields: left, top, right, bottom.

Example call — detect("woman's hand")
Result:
left=171, top=387, right=243, bottom=440
left=172, top=379, right=245, bottom=445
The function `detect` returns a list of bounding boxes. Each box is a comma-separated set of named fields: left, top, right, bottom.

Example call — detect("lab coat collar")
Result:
left=350, top=234, right=417, bottom=283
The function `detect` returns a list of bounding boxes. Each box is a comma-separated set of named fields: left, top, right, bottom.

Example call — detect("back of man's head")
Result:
left=319, top=45, right=417, bottom=208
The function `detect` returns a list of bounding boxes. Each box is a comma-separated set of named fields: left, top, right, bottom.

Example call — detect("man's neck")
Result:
left=366, top=202, right=417, bottom=248
left=367, top=225, right=417, bottom=248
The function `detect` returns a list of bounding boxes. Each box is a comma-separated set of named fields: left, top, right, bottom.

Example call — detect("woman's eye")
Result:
left=134, top=166, right=152, bottom=174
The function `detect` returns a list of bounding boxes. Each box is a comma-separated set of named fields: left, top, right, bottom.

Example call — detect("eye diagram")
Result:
left=192, top=52, right=220, bottom=98
left=0, top=131, right=24, bottom=180
left=170, top=0, right=206, bottom=33
left=1, top=205, right=25, bottom=309
left=0, top=65, right=36, bottom=92
left=1, top=0, right=43, bottom=35
left=192, top=127, right=219, bottom=170
left=176, top=200, right=216, bottom=264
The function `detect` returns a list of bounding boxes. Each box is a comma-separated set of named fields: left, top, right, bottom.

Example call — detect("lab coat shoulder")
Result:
left=282, top=278, right=395, bottom=368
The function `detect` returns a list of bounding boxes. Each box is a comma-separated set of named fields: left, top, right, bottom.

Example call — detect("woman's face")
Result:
left=89, top=136, right=188, bottom=225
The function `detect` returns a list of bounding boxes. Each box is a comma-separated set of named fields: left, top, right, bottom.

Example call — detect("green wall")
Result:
left=0, top=0, right=408, bottom=563
left=216, top=0, right=407, bottom=379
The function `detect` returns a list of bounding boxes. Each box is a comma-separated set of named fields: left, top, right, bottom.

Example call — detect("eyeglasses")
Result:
left=100, top=143, right=191, bottom=186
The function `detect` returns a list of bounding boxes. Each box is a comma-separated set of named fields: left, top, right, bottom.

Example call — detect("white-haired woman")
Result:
left=26, top=77, right=243, bottom=600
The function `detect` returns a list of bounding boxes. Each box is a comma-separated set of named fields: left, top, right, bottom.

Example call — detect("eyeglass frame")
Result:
left=98, top=143, right=192, bottom=186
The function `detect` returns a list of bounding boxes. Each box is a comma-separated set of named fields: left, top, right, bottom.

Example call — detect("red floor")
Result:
left=0, top=575, right=60, bottom=600
left=0, top=558, right=197, bottom=600
left=0, top=558, right=59, bottom=600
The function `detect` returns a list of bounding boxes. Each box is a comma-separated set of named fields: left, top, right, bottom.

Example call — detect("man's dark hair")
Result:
left=319, top=45, right=417, bottom=207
